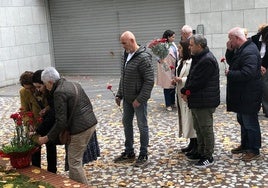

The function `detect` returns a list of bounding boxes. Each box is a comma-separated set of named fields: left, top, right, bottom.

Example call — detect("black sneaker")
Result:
left=114, top=152, right=135, bottom=163
left=194, top=157, right=214, bottom=169
left=133, top=155, right=148, bottom=167
left=186, top=153, right=201, bottom=161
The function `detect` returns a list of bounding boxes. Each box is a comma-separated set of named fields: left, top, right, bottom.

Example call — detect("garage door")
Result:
left=48, top=0, right=185, bottom=75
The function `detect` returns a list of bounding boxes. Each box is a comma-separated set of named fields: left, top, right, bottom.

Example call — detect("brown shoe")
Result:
left=241, top=153, right=260, bottom=162
left=231, top=145, right=245, bottom=154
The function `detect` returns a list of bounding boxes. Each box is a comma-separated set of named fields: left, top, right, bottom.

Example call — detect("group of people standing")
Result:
left=113, top=24, right=265, bottom=170
left=15, top=23, right=267, bottom=185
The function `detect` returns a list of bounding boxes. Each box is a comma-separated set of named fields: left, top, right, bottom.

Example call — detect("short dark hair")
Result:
left=32, top=70, right=44, bottom=84
left=19, top=71, right=33, bottom=86
left=190, top=34, right=207, bottom=49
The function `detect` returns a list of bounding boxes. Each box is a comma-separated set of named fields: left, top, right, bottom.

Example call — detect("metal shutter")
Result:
left=48, top=0, right=185, bottom=75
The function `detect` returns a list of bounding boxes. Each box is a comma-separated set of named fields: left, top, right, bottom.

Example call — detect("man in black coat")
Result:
left=181, top=34, right=220, bottom=168
left=225, top=27, right=262, bottom=161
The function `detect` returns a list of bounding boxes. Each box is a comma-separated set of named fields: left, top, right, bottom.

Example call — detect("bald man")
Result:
left=114, top=31, right=154, bottom=167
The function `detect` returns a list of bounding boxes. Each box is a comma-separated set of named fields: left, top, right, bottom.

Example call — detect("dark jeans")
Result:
left=164, top=88, right=175, bottom=107
left=191, top=108, right=215, bottom=158
left=31, top=143, right=57, bottom=173
left=237, top=113, right=261, bottom=155
left=123, top=100, right=149, bottom=156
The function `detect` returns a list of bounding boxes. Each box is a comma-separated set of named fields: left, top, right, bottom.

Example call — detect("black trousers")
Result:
left=31, top=143, right=57, bottom=173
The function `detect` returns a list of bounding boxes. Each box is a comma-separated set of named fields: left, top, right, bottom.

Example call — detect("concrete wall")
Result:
left=0, top=0, right=52, bottom=87
left=184, top=0, right=268, bottom=64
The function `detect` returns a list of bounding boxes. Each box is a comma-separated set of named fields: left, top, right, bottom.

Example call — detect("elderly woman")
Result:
left=38, top=67, right=98, bottom=185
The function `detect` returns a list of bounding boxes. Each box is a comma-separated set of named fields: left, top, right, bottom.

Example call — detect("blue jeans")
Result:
left=164, top=88, right=175, bottom=107
left=237, top=113, right=261, bottom=155
left=123, top=100, right=149, bottom=156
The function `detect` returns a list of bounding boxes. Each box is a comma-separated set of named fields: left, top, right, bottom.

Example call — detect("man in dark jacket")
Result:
left=38, top=67, right=98, bottom=185
left=181, top=34, right=220, bottom=168
left=114, top=31, right=154, bottom=167
left=225, top=27, right=262, bottom=162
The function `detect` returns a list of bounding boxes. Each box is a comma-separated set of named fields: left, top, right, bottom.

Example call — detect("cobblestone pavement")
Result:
left=1, top=75, right=268, bottom=188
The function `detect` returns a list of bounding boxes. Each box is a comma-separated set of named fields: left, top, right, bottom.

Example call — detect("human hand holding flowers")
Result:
left=220, top=57, right=228, bottom=74
left=107, top=84, right=122, bottom=114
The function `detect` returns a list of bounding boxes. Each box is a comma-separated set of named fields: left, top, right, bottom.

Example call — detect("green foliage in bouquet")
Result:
left=148, top=38, right=170, bottom=59
left=1, top=110, right=36, bottom=154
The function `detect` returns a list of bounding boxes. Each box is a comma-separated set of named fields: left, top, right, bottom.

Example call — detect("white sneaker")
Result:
left=166, top=106, right=172, bottom=111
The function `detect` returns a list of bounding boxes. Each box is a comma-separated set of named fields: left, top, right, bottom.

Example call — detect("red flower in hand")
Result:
left=107, top=84, right=112, bottom=90
left=107, top=84, right=122, bottom=114
left=170, top=65, right=175, bottom=70
left=220, top=57, right=227, bottom=70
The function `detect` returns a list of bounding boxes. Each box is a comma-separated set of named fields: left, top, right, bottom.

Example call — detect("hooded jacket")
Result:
left=116, top=46, right=154, bottom=103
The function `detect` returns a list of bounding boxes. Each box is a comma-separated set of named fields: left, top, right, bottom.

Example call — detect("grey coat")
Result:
left=116, top=46, right=154, bottom=103
left=47, top=78, right=97, bottom=142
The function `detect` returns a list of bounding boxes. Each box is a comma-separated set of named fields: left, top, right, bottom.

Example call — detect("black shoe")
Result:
left=186, top=153, right=201, bottom=161
left=181, top=146, right=192, bottom=153
left=231, top=146, right=245, bottom=154
left=181, top=138, right=197, bottom=153
left=133, top=155, right=148, bottom=167
left=194, top=157, right=214, bottom=168
left=114, top=152, right=135, bottom=163
left=185, top=149, right=197, bottom=157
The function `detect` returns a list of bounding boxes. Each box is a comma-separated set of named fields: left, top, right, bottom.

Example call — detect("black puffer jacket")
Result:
left=225, top=40, right=262, bottom=114
left=181, top=47, right=220, bottom=109
left=116, top=46, right=154, bottom=103
left=47, top=78, right=97, bottom=142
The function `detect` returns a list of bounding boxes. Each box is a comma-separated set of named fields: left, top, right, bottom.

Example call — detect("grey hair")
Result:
left=228, top=27, right=245, bottom=39
left=41, top=67, right=60, bottom=83
left=181, top=25, right=193, bottom=34
left=190, top=34, right=207, bottom=48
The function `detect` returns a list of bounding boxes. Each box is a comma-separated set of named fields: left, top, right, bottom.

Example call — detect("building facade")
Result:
left=1, top=0, right=268, bottom=87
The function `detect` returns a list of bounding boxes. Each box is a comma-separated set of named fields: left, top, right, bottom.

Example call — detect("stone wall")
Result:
left=184, top=0, right=268, bottom=64
left=0, top=0, right=52, bottom=87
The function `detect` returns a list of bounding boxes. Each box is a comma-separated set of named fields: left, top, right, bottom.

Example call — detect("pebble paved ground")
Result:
left=1, top=75, right=268, bottom=188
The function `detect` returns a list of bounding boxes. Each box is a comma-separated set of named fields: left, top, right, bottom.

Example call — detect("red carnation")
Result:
left=185, top=90, right=191, bottom=96
left=107, top=84, right=112, bottom=90
left=220, top=57, right=226, bottom=62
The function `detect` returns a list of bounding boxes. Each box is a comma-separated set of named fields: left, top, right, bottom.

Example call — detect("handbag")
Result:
left=58, top=82, right=78, bottom=145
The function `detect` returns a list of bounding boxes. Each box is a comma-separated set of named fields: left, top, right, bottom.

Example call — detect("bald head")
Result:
left=121, top=31, right=136, bottom=41
left=120, top=31, right=139, bottom=53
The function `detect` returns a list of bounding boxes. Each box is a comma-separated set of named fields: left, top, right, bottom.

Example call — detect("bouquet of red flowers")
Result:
left=147, top=38, right=170, bottom=59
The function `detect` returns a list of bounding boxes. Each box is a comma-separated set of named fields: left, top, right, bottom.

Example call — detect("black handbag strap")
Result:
left=67, top=82, right=79, bottom=127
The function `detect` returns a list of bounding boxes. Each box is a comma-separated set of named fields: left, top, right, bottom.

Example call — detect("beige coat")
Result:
left=156, top=43, right=178, bottom=89
left=176, top=58, right=196, bottom=138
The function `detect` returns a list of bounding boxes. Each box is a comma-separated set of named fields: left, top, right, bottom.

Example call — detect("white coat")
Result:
left=176, top=58, right=196, bottom=138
